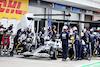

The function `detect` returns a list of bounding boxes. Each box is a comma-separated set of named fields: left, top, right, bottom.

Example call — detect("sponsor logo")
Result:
left=0, top=0, right=27, bottom=15
left=2, top=34, right=10, bottom=46
left=0, top=0, right=28, bottom=20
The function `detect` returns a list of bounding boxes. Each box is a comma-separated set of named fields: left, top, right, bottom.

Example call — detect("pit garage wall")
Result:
left=29, top=0, right=81, bottom=21
left=29, top=0, right=83, bottom=33
left=91, top=15, right=100, bottom=28
left=0, top=0, right=90, bottom=35
left=0, top=0, right=29, bottom=35
left=28, top=0, right=86, bottom=36
left=28, top=0, right=53, bottom=29
left=29, top=0, right=52, bottom=18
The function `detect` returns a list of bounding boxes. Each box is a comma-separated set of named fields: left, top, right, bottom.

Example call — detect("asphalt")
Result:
left=0, top=55, right=100, bottom=67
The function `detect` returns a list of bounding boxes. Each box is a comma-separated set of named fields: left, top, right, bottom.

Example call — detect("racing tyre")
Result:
left=93, top=47, right=99, bottom=57
left=68, top=47, right=74, bottom=60
left=30, top=45, right=35, bottom=52
left=50, top=47, right=58, bottom=60
left=50, top=51, right=58, bottom=60
left=24, top=55, right=30, bottom=57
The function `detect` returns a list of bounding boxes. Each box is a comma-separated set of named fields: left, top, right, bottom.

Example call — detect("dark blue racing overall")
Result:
left=73, top=33, right=82, bottom=58
left=60, top=32, right=69, bottom=59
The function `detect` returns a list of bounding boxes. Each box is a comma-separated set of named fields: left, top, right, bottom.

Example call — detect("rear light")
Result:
left=1, top=30, right=2, bottom=32
left=90, top=31, right=92, bottom=33
left=19, top=39, right=21, bottom=42
left=82, top=45, right=85, bottom=46
left=1, top=25, right=3, bottom=27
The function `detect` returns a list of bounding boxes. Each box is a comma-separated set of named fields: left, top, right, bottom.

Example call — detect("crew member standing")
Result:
left=52, top=25, right=57, bottom=41
left=60, top=26, right=69, bottom=61
left=72, top=26, right=82, bottom=60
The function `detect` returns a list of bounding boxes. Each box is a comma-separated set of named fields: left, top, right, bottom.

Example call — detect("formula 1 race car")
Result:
left=23, top=36, right=62, bottom=59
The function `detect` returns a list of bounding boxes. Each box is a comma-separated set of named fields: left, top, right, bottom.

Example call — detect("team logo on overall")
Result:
left=2, top=34, right=10, bottom=46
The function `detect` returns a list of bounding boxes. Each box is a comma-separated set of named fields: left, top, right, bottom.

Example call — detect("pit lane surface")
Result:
left=0, top=55, right=100, bottom=67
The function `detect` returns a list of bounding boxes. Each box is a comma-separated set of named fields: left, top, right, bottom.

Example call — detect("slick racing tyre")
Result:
left=16, top=43, right=26, bottom=54
left=24, top=55, right=30, bottom=57
left=49, top=47, right=58, bottom=60
left=93, top=46, right=99, bottom=57
left=29, top=45, right=35, bottom=52
left=68, top=47, right=74, bottom=60
left=81, top=46, right=91, bottom=61
left=16, top=43, right=22, bottom=54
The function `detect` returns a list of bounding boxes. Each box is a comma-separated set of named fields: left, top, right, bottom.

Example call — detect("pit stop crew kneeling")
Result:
left=60, top=26, right=69, bottom=61
left=39, top=27, right=46, bottom=45
left=47, top=26, right=53, bottom=39
left=18, top=28, right=27, bottom=52
left=96, top=27, right=100, bottom=55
